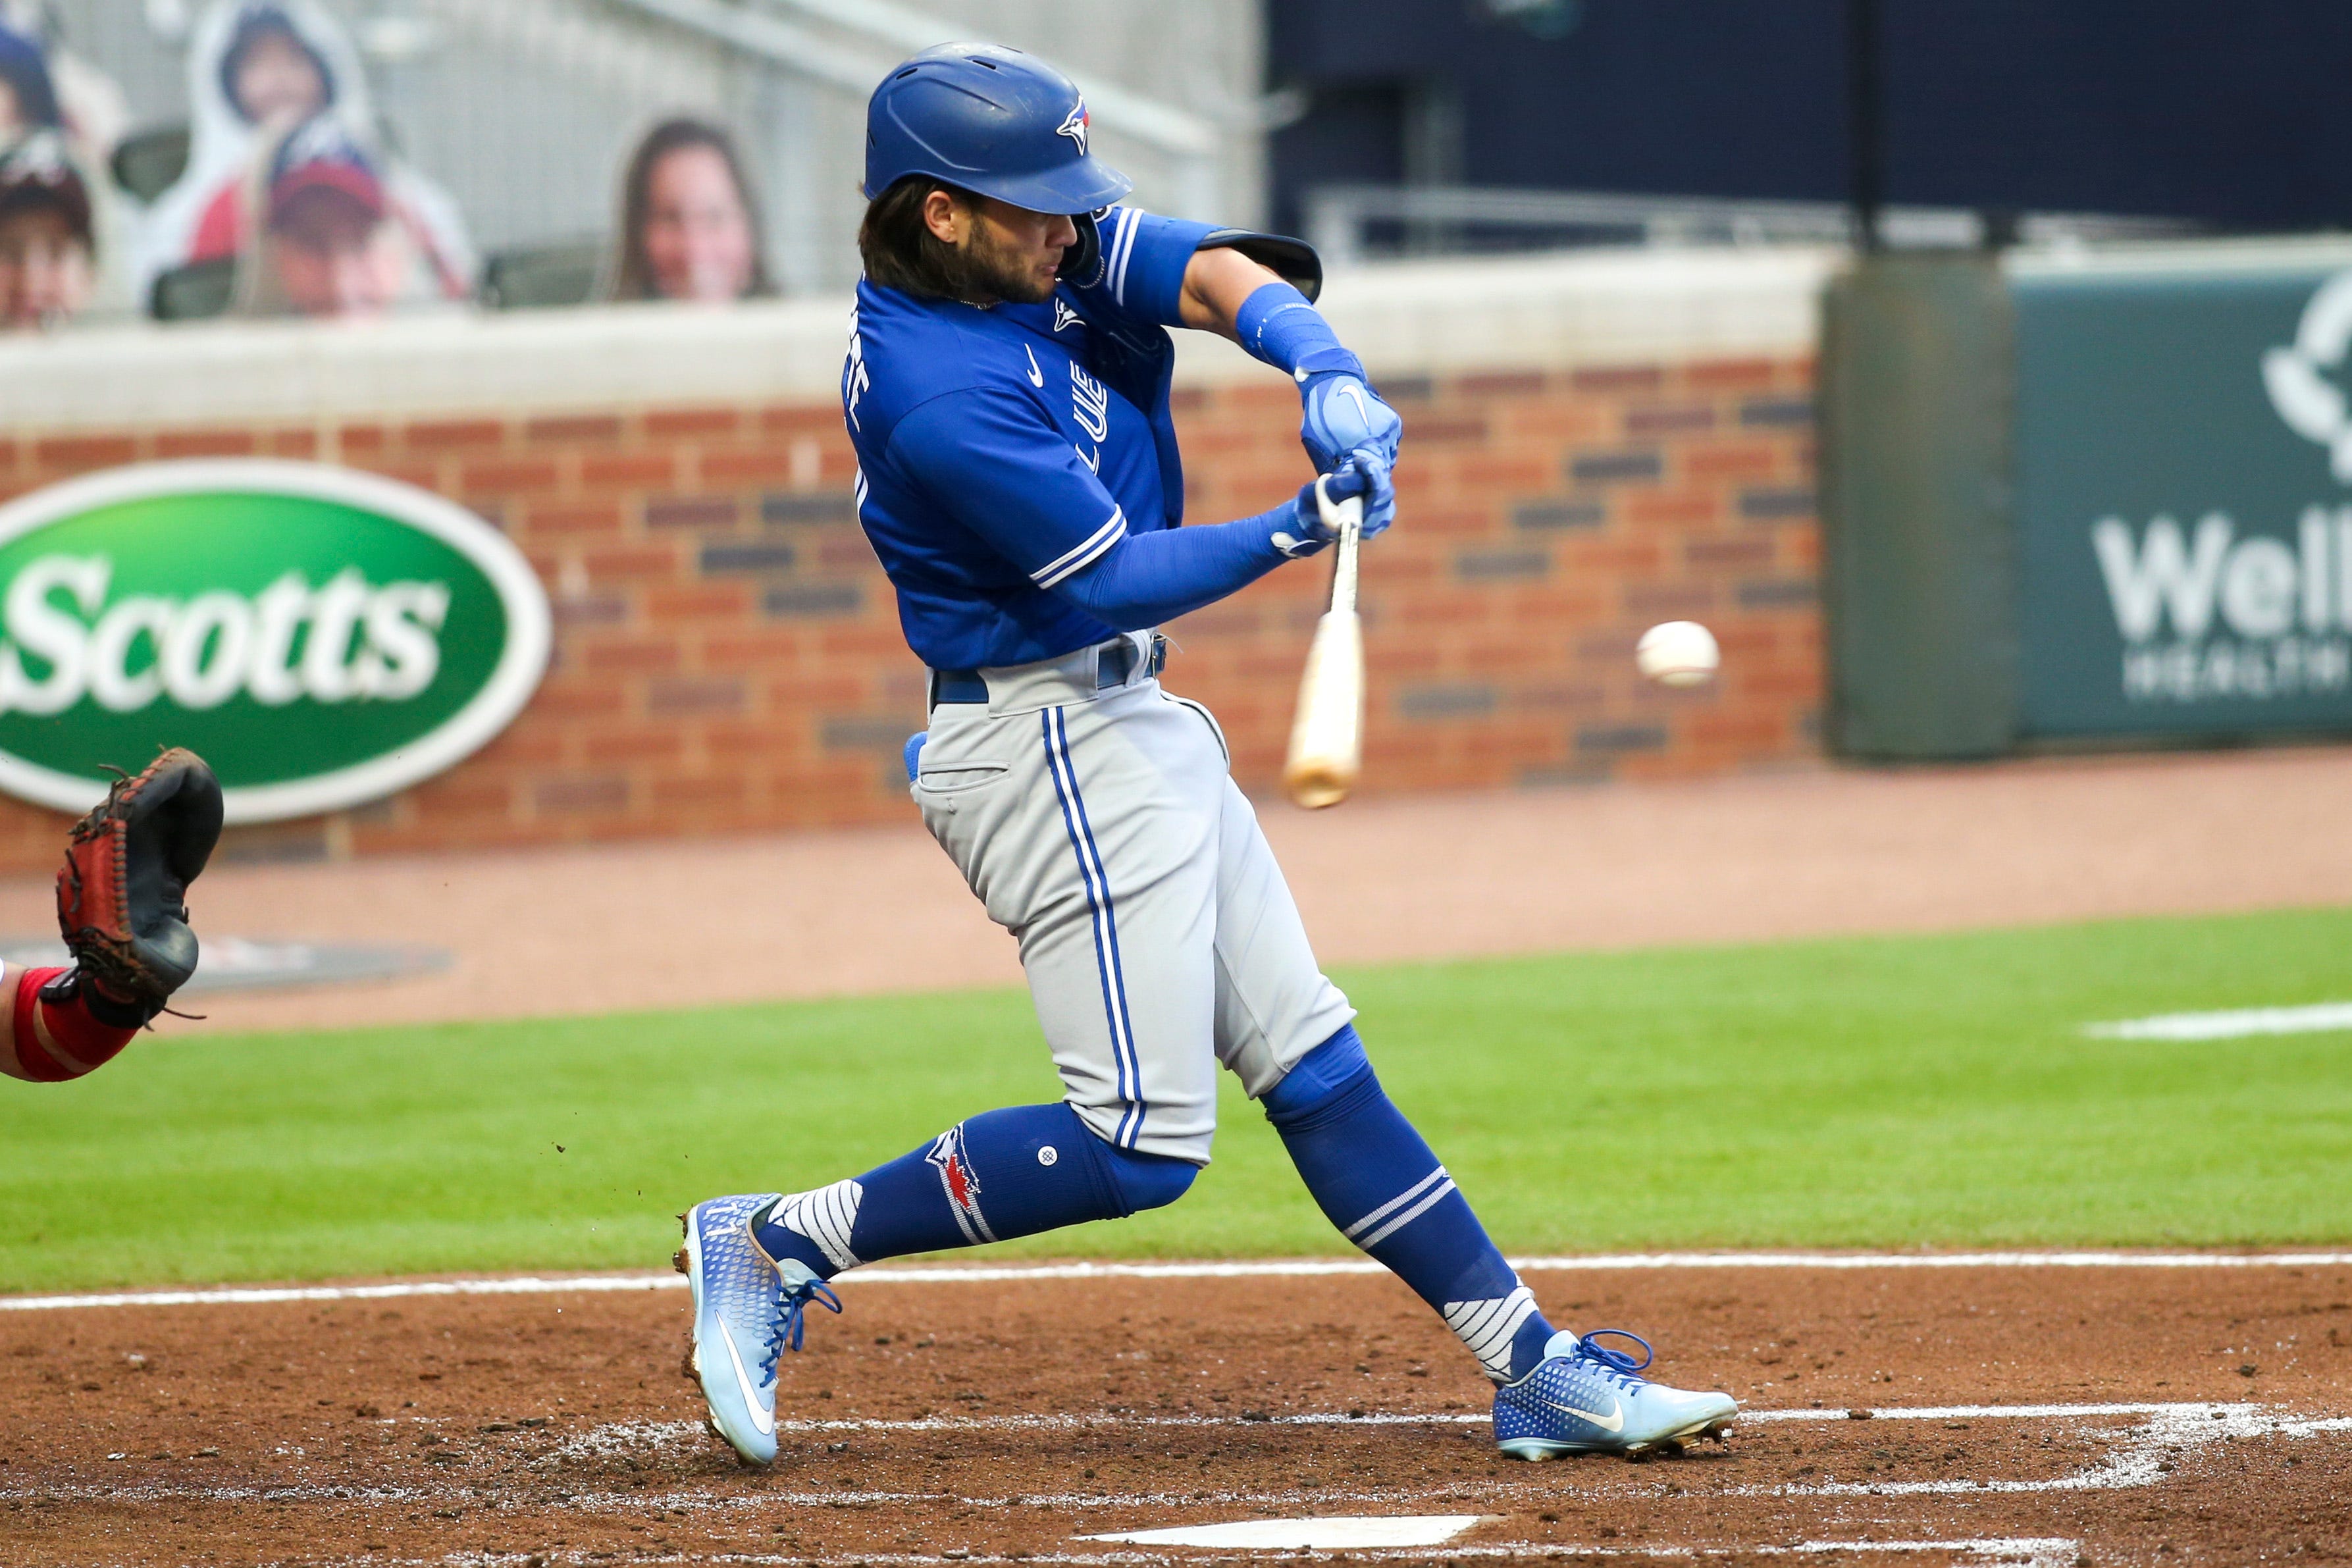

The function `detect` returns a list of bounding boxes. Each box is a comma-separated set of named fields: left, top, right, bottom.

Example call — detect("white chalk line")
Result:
left=8, top=1398, right=2331, bottom=1568
left=294, top=1538, right=2084, bottom=1568
left=21, top=1400, right=2322, bottom=1517
left=523, top=1398, right=2352, bottom=1509
left=542, top=1399, right=2238, bottom=1455
left=2084, top=999, right=2352, bottom=1040
left=1733, top=1400, right=2352, bottom=1501
left=11, top=1249, right=2352, bottom=1313
left=1078, top=1513, right=1486, bottom=1548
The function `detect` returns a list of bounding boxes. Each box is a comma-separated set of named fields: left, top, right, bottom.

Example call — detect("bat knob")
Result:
left=1284, top=764, right=1355, bottom=810
left=1315, top=474, right=1367, bottom=534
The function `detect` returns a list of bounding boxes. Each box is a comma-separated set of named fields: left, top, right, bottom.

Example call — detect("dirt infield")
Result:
left=5, top=1260, right=2348, bottom=1566
left=39, top=741, right=2349, bottom=1037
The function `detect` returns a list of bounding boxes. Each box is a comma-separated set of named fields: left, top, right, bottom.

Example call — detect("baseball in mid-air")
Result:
left=1636, top=620, right=1719, bottom=687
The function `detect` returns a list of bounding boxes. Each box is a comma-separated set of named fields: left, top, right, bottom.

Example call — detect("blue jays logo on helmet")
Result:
left=862, top=43, right=1130, bottom=217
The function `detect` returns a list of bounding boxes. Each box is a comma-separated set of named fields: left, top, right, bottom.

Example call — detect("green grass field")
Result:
left=5, top=906, right=2350, bottom=1294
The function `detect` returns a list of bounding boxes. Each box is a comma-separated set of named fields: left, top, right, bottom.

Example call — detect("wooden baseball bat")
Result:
left=1282, top=478, right=1367, bottom=810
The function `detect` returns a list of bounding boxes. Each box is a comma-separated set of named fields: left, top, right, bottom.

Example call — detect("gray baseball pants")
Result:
left=911, top=632, right=1356, bottom=1166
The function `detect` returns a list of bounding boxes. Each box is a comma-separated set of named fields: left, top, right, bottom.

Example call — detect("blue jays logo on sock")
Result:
left=927, top=1125, right=997, bottom=1244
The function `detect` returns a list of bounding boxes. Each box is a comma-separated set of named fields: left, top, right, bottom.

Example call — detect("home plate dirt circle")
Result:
left=3, top=1257, right=2348, bottom=1566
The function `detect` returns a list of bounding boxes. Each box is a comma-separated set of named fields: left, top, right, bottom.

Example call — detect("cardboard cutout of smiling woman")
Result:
left=133, top=0, right=473, bottom=307
left=605, top=117, right=775, bottom=304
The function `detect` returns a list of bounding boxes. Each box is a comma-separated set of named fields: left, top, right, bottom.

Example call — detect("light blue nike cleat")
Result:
left=673, top=1193, right=841, bottom=1465
left=1492, top=1328, right=1736, bottom=1459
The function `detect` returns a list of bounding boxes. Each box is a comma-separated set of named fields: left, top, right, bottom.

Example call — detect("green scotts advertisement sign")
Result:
left=2013, top=257, right=2352, bottom=738
left=0, top=460, right=550, bottom=822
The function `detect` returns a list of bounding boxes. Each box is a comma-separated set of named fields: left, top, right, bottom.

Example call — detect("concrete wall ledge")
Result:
left=1, top=247, right=1839, bottom=436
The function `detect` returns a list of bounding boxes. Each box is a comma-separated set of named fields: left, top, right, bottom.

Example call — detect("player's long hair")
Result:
left=858, top=174, right=990, bottom=300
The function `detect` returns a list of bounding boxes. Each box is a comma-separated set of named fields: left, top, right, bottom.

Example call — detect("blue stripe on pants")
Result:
left=1040, top=706, right=1145, bottom=1147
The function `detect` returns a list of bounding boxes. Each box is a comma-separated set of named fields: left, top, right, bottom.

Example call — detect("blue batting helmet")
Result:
left=863, top=43, right=1132, bottom=216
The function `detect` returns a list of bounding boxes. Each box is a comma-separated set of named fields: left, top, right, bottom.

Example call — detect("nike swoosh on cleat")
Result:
left=1540, top=1396, right=1623, bottom=1432
left=715, top=1313, right=776, bottom=1437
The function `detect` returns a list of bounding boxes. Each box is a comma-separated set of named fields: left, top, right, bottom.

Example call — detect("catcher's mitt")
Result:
left=56, top=748, right=224, bottom=1016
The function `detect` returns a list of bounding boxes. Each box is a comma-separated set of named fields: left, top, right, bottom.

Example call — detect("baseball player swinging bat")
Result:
left=672, top=39, right=1736, bottom=1473
left=1282, top=477, right=1366, bottom=809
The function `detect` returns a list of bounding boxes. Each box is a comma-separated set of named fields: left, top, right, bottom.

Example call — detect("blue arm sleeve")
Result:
left=1234, top=281, right=1365, bottom=380
left=889, top=389, right=1295, bottom=624
left=1051, top=506, right=1292, bottom=627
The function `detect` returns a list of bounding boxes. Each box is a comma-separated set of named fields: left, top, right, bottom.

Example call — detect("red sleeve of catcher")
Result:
left=0, top=965, right=139, bottom=1083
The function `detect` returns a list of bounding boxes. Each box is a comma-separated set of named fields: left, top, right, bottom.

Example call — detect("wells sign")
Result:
left=0, top=459, right=550, bottom=823
left=2012, top=255, right=2352, bottom=739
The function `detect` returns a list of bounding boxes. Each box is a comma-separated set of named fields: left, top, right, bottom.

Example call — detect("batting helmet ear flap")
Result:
left=1056, top=207, right=1105, bottom=284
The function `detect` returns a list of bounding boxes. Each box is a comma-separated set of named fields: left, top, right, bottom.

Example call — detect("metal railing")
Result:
left=606, top=0, right=1224, bottom=216
left=1303, top=184, right=2200, bottom=267
left=751, top=0, right=1220, bottom=155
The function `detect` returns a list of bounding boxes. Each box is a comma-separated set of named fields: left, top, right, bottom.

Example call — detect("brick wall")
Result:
left=0, top=353, right=1819, bottom=870
left=1165, top=358, right=1820, bottom=793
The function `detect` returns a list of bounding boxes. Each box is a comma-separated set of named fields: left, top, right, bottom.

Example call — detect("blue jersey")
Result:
left=843, top=208, right=1218, bottom=671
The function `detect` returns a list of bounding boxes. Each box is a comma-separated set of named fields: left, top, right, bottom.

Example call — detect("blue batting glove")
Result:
left=1270, top=456, right=1394, bottom=559
left=1300, top=371, right=1403, bottom=473
left=1347, top=448, right=1397, bottom=535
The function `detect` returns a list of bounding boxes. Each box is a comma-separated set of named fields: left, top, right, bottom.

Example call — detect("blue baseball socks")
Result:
left=1263, top=1025, right=1559, bottom=1384
left=748, top=1030, right=1555, bottom=1387
left=752, top=1101, right=1194, bottom=1277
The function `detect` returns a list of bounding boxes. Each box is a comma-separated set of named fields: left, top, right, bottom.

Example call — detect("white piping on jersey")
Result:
left=1345, top=1166, right=1459, bottom=1251
left=1108, top=208, right=1142, bottom=306
left=1032, top=508, right=1126, bottom=590
left=1099, top=209, right=1126, bottom=302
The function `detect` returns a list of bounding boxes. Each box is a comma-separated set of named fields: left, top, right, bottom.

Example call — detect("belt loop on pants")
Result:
left=927, top=633, right=1166, bottom=712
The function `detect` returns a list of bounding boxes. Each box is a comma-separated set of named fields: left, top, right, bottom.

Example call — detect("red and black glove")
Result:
left=4, top=749, right=222, bottom=1083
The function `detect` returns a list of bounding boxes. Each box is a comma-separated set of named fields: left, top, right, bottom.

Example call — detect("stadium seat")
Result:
left=150, top=257, right=238, bottom=322
left=480, top=241, right=606, bottom=310
left=111, top=124, right=192, bottom=205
